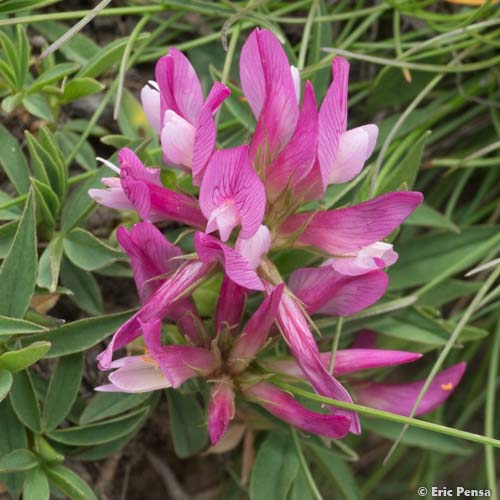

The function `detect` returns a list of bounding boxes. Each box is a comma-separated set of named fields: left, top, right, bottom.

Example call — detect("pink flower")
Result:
left=141, top=48, right=230, bottom=183
left=199, top=145, right=266, bottom=241
left=89, top=148, right=206, bottom=227
left=208, top=377, right=236, bottom=445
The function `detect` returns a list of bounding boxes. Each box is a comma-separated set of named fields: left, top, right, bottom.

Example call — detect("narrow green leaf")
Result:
left=250, top=431, right=299, bottom=500
left=0, top=370, right=13, bottom=403
left=44, top=464, right=97, bottom=500
left=0, top=189, right=37, bottom=318
left=60, top=257, right=103, bottom=315
left=21, top=309, right=134, bottom=357
left=0, top=450, right=37, bottom=473
left=0, top=316, right=47, bottom=337
left=22, top=94, right=53, bottom=121
left=361, top=418, right=472, bottom=455
left=43, top=353, right=83, bottom=432
left=9, top=370, right=42, bottom=433
left=167, top=390, right=209, bottom=458
left=47, top=407, right=148, bottom=446
left=388, top=227, right=500, bottom=291
left=307, top=444, right=361, bottom=500
left=61, top=77, right=105, bottom=103
left=61, top=167, right=108, bottom=233
left=406, top=203, right=460, bottom=233
left=26, top=63, right=79, bottom=95
left=0, top=124, right=30, bottom=194
left=376, top=130, right=431, bottom=194
left=63, top=228, right=122, bottom=271
left=0, top=398, right=28, bottom=498
left=0, top=341, right=51, bottom=372
left=23, top=467, right=50, bottom=500
left=79, top=391, right=150, bottom=425
left=37, top=236, right=64, bottom=292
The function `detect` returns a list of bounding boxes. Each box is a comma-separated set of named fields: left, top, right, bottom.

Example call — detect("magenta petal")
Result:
left=244, top=29, right=299, bottom=163
left=270, top=287, right=359, bottom=433
left=194, top=233, right=264, bottom=291
left=353, top=362, right=466, bottom=416
left=97, top=261, right=213, bottom=369
left=192, top=82, right=231, bottom=185
left=228, top=284, right=284, bottom=373
left=269, top=348, right=422, bottom=379
left=289, top=267, right=388, bottom=316
left=142, top=319, right=216, bottom=388
left=318, top=57, right=349, bottom=190
left=240, top=28, right=266, bottom=118
left=167, top=298, right=203, bottom=345
left=208, top=378, right=235, bottom=445
left=116, top=223, right=182, bottom=302
left=199, top=145, right=266, bottom=241
left=215, top=276, right=247, bottom=334
left=155, top=47, right=203, bottom=125
left=244, top=382, right=351, bottom=439
left=278, top=191, right=423, bottom=255
left=266, top=81, right=319, bottom=201
left=118, top=148, right=162, bottom=186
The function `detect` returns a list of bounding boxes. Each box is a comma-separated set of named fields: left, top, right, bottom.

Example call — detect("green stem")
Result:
left=297, top=0, right=319, bottom=70
left=328, top=317, right=342, bottom=374
left=485, top=321, right=500, bottom=500
left=290, top=428, right=323, bottom=500
left=277, top=382, right=500, bottom=449
left=384, top=264, right=500, bottom=462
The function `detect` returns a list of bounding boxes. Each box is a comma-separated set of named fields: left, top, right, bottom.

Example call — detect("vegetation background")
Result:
left=0, top=0, right=499, bottom=499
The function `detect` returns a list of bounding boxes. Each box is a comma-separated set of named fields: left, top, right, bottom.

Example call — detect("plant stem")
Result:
left=328, top=317, right=342, bottom=374
left=290, top=428, right=323, bottom=500
left=297, top=0, right=319, bottom=70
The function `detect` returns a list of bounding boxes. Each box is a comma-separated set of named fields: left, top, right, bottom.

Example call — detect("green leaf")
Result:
left=307, top=444, right=361, bottom=500
left=72, top=431, right=137, bottom=461
left=43, top=353, right=83, bottom=432
left=9, top=370, right=41, bottom=433
left=61, top=167, right=108, bottom=233
left=0, top=124, right=30, bottom=194
left=0, top=189, right=37, bottom=318
left=79, top=391, right=150, bottom=425
left=0, top=316, right=47, bottom=337
left=31, top=178, right=58, bottom=229
left=23, top=467, right=50, bottom=500
left=388, top=226, right=500, bottom=291
left=0, top=450, right=37, bottom=473
left=47, top=407, right=148, bottom=446
left=61, top=77, right=105, bottom=103
left=60, top=257, right=103, bottom=315
left=21, top=309, right=134, bottom=357
left=27, top=63, right=79, bottom=95
left=37, top=236, right=64, bottom=292
left=250, top=431, right=299, bottom=500
left=35, top=21, right=99, bottom=65
left=78, top=35, right=148, bottom=79
left=406, top=202, right=460, bottom=233
left=376, top=130, right=430, bottom=194
left=167, top=390, right=209, bottom=458
left=0, top=398, right=28, bottom=498
left=56, top=130, right=97, bottom=171
left=44, top=464, right=97, bottom=500
left=22, top=94, right=53, bottom=121
left=0, top=342, right=51, bottom=372
left=63, top=228, right=122, bottom=271
left=361, top=418, right=472, bottom=455
left=0, top=370, right=13, bottom=403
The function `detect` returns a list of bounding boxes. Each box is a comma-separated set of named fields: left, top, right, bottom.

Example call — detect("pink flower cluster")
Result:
left=89, top=29, right=465, bottom=445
